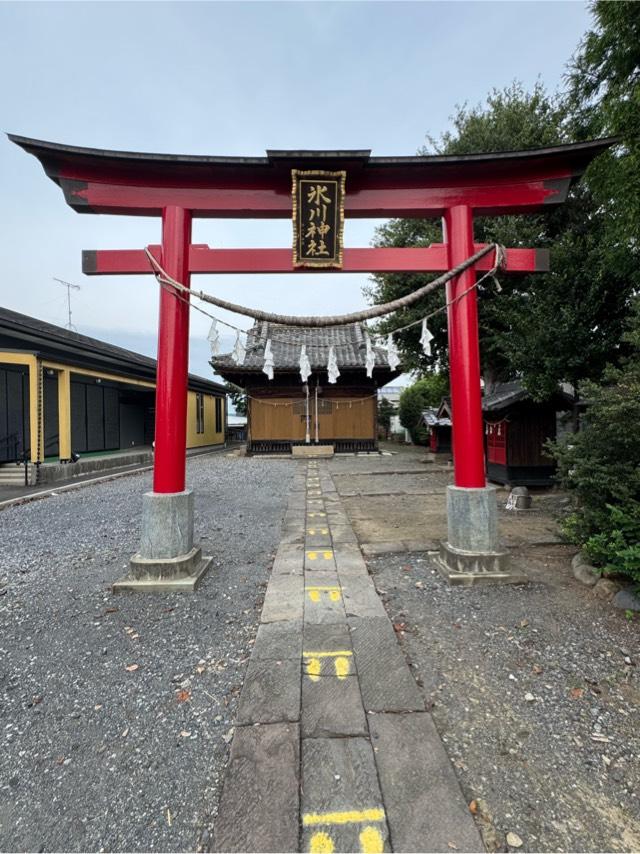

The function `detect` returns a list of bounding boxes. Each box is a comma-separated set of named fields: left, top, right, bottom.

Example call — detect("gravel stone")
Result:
left=366, top=549, right=640, bottom=853
left=0, top=454, right=294, bottom=852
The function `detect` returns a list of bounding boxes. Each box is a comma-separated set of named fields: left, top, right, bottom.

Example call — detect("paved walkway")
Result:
left=212, top=459, right=482, bottom=853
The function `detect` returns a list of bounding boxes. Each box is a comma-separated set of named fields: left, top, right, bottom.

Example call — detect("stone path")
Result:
left=213, top=460, right=483, bottom=853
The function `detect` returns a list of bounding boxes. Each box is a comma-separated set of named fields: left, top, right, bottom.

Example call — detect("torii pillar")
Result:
left=9, top=135, right=613, bottom=590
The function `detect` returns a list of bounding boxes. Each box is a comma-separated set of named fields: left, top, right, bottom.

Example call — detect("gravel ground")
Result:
left=0, top=454, right=294, bottom=853
left=368, top=548, right=640, bottom=853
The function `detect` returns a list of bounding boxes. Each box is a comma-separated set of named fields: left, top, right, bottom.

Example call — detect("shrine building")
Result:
left=0, top=307, right=227, bottom=478
left=212, top=321, right=400, bottom=454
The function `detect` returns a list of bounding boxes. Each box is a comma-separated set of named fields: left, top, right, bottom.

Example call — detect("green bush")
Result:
left=398, top=374, right=448, bottom=444
left=551, top=301, right=640, bottom=584
left=582, top=503, right=640, bottom=583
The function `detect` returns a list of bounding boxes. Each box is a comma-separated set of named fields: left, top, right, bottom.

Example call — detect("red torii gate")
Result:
left=10, top=135, right=612, bottom=588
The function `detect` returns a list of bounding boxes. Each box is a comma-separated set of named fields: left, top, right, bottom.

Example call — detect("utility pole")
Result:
left=53, top=277, right=81, bottom=331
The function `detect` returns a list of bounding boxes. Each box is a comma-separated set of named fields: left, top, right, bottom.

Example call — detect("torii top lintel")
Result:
left=8, top=134, right=615, bottom=219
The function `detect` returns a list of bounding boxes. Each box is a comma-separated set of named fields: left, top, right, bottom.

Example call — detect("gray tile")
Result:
left=334, top=544, right=368, bottom=574
left=302, top=676, right=367, bottom=738
left=304, top=583, right=347, bottom=625
left=341, top=578, right=387, bottom=619
left=236, top=658, right=301, bottom=725
left=253, top=620, right=302, bottom=660
left=261, top=575, right=304, bottom=623
left=349, top=617, right=424, bottom=711
left=213, top=722, right=299, bottom=853
left=301, top=738, right=390, bottom=853
left=369, top=713, right=484, bottom=853
left=303, top=622, right=352, bottom=652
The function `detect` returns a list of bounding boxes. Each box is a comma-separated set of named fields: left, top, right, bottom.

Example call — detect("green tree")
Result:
left=366, top=81, right=636, bottom=408
left=377, top=397, right=395, bottom=439
left=567, top=1, right=640, bottom=248
left=398, top=374, right=449, bottom=444
left=551, top=301, right=640, bottom=583
left=224, top=381, right=247, bottom=416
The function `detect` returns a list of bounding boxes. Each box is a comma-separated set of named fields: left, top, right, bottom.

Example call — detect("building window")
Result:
left=196, top=393, right=205, bottom=434
left=215, top=397, right=222, bottom=433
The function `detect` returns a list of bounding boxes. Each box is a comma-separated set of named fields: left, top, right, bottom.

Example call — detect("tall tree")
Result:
left=367, top=80, right=636, bottom=406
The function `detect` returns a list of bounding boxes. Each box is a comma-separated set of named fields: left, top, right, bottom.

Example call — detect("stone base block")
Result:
left=436, top=541, right=527, bottom=586
left=113, top=548, right=213, bottom=593
left=292, top=444, right=334, bottom=458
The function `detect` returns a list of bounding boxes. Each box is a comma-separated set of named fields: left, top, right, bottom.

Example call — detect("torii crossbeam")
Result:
left=10, top=135, right=614, bottom=589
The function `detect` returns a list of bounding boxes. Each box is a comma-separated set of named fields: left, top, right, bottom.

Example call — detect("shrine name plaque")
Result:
left=292, top=169, right=346, bottom=268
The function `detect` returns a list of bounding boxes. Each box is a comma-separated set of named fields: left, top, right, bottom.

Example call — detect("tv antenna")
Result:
left=53, top=277, right=81, bottom=331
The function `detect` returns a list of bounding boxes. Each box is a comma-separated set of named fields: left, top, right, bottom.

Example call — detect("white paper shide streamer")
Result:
left=232, top=330, right=246, bottom=365
left=299, top=345, right=312, bottom=383
left=262, top=338, right=274, bottom=380
left=365, top=333, right=376, bottom=379
left=386, top=333, right=401, bottom=371
left=327, top=346, right=340, bottom=384
left=207, top=320, right=220, bottom=356
left=420, top=319, right=434, bottom=357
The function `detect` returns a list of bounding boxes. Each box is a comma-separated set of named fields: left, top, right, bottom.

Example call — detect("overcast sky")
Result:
left=0, top=1, right=592, bottom=381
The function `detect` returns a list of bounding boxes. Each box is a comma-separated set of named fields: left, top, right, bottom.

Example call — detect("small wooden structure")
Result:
left=418, top=406, right=452, bottom=456
left=483, top=381, right=573, bottom=486
left=213, top=322, right=400, bottom=454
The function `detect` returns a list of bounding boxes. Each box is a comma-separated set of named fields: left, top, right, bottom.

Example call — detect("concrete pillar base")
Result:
left=437, top=485, right=528, bottom=586
left=114, top=490, right=212, bottom=593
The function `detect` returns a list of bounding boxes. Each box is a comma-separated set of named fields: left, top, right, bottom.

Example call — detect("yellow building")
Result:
left=0, top=308, right=226, bottom=471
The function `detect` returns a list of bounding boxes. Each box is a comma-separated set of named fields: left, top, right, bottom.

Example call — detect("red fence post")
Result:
left=444, top=205, right=486, bottom=489
left=153, top=206, right=192, bottom=494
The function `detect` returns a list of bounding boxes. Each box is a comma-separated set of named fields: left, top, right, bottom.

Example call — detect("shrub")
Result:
left=398, top=374, right=448, bottom=444
left=551, top=300, right=640, bottom=584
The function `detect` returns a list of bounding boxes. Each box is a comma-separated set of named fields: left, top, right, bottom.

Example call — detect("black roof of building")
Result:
left=0, top=306, right=225, bottom=395
left=482, top=380, right=573, bottom=412
left=212, top=321, right=395, bottom=373
left=419, top=407, right=451, bottom=428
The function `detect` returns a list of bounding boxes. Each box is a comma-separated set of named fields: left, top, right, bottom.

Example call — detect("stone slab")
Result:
left=272, top=544, right=304, bottom=576
left=139, top=489, right=193, bottom=559
left=368, top=712, right=483, bottom=852
left=293, top=444, right=334, bottom=457
left=113, top=553, right=212, bottom=593
left=303, top=622, right=352, bottom=652
left=403, top=539, right=440, bottom=553
left=341, top=579, right=387, bottom=619
left=213, top=722, right=300, bottom=853
left=305, top=571, right=341, bottom=588
left=279, top=527, right=305, bottom=545
left=334, top=544, right=368, bottom=575
left=349, top=617, right=424, bottom=712
left=301, top=737, right=390, bottom=854
left=305, top=548, right=337, bottom=571
left=260, top=575, right=304, bottom=623
left=304, top=586, right=347, bottom=625
left=329, top=528, right=359, bottom=545
left=253, top=620, right=303, bottom=660
left=302, top=675, right=368, bottom=738
left=361, top=542, right=405, bottom=557
left=437, top=543, right=527, bottom=586
left=236, top=658, right=301, bottom=725
left=446, top=484, right=499, bottom=552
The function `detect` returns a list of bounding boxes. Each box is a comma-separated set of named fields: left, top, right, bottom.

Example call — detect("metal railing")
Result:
left=0, top=432, right=30, bottom=486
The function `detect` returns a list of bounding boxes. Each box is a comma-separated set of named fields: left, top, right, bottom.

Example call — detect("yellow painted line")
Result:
left=306, top=586, right=340, bottom=591
left=303, top=808, right=385, bottom=827
left=308, top=512, right=326, bottom=518
left=309, top=830, right=334, bottom=853
left=360, top=826, right=385, bottom=853
left=306, top=551, right=333, bottom=560
left=303, top=650, right=352, bottom=658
